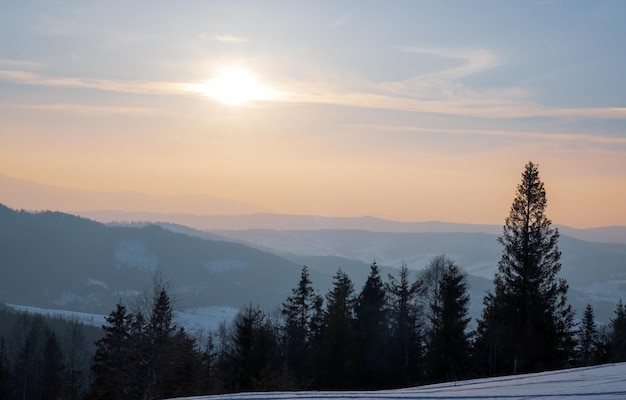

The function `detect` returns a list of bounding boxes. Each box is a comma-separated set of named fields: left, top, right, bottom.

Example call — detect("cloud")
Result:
left=200, top=33, right=249, bottom=44
left=344, top=124, right=626, bottom=147
left=396, top=47, right=501, bottom=81
left=1, top=102, right=165, bottom=116
left=0, top=69, right=189, bottom=95
left=1, top=49, right=623, bottom=122
left=277, top=46, right=626, bottom=121
left=0, top=58, right=41, bottom=69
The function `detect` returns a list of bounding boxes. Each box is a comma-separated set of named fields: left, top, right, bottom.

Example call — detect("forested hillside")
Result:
left=0, top=204, right=327, bottom=314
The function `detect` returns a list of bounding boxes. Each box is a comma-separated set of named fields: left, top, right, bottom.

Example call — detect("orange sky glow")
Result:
left=1, top=2, right=625, bottom=228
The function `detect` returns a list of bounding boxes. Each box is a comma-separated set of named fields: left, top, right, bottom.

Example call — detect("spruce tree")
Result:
left=354, top=261, right=389, bottom=389
left=230, top=305, right=280, bottom=392
left=281, top=266, right=323, bottom=386
left=92, top=303, right=139, bottom=400
left=386, top=263, right=423, bottom=386
left=41, top=332, right=66, bottom=400
left=475, top=161, right=575, bottom=375
left=320, top=269, right=358, bottom=389
left=423, top=256, right=471, bottom=383
left=577, top=304, right=597, bottom=366
left=609, top=300, right=626, bottom=362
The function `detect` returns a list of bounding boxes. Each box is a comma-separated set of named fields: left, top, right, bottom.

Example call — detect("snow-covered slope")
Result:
left=168, top=362, right=626, bottom=400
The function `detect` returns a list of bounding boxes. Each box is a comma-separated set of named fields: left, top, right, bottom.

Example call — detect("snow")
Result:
left=167, top=362, right=626, bottom=400
left=174, top=306, right=239, bottom=334
left=114, top=240, right=158, bottom=271
left=6, top=304, right=108, bottom=326
left=86, top=278, right=109, bottom=289
left=203, top=258, right=249, bottom=274
left=5, top=303, right=238, bottom=332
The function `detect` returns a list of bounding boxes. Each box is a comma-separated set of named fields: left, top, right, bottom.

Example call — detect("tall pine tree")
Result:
left=577, top=304, right=597, bottom=366
left=354, top=261, right=389, bottom=389
left=281, top=266, right=324, bottom=387
left=475, top=161, right=574, bottom=375
left=609, top=300, right=626, bottom=362
left=319, top=269, right=358, bottom=389
left=386, top=263, right=423, bottom=386
left=423, top=256, right=471, bottom=383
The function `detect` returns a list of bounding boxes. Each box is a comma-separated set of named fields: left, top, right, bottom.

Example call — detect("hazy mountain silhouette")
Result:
left=1, top=203, right=624, bottom=324
left=0, top=204, right=330, bottom=315
left=0, top=172, right=264, bottom=215
left=205, top=228, right=626, bottom=323
left=77, top=210, right=626, bottom=245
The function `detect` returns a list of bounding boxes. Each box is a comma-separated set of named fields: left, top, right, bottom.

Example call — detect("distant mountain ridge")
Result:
left=2, top=172, right=625, bottom=243
left=2, top=203, right=626, bottom=325
left=78, top=210, right=626, bottom=245
left=0, top=172, right=263, bottom=215
left=0, top=204, right=324, bottom=315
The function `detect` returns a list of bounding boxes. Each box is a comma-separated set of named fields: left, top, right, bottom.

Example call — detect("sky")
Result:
left=1, top=1, right=625, bottom=228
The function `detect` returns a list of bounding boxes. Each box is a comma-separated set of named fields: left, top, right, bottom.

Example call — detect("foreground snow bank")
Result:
left=168, top=362, right=626, bottom=400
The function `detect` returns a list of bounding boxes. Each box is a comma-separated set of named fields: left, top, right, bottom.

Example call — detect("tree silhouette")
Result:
left=354, top=261, right=389, bottom=388
left=281, top=266, right=324, bottom=386
left=423, top=256, right=470, bottom=382
left=386, top=263, right=423, bottom=386
left=475, top=161, right=574, bottom=375
left=577, top=304, right=598, bottom=366
left=320, top=269, right=358, bottom=389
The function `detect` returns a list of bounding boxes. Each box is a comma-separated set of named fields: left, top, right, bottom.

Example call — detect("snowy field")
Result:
left=5, top=303, right=238, bottom=333
left=168, top=362, right=626, bottom=400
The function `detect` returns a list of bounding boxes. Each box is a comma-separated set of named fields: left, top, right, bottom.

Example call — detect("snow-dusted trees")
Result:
left=474, top=161, right=575, bottom=375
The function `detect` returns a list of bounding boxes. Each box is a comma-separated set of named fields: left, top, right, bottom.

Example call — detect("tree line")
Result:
left=0, top=305, right=102, bottom=400
left=3, top=161, right=626, bottom=399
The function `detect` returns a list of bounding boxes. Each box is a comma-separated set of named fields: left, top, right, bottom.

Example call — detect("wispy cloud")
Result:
left=278, top=46, right=626, bottom=121
left=0, top=69, right=189, bottom=95
left=0, top=58, right=41, bottom=69
left=1, top=102, right=165, bottom=116
left=345, top=124, right=626, bottom=147
left=200, top=33, right=249, bottom=44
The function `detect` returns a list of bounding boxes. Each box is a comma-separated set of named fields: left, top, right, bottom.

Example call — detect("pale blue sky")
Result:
left=1, top=1, right=625, bottom=227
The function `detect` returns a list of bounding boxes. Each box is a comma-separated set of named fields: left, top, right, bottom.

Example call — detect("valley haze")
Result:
left=1, top=203, right=625, bottom=330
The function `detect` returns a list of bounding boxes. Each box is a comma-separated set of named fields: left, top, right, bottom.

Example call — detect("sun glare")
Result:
left=198, top=67, right=279, bottom=106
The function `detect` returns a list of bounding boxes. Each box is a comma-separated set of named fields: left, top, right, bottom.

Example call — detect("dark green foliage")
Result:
left=41, top=333, right=66, bottom=400
left=281, top=266, right=324, bottom=387
left=423, top=256, right=471, bottom=383
left=474, top=162, right=575, bottom=375
left=220, top=305, right=283, bottom=392
left=609, top=300, right=626, bottom=362
left=0, top=337, right=9, bottom=399
left=0, top=305, right=100, bottom=400
left=91, top=303, right=138, bottom=400
left=354, top=262, right=389, bottom=389
left=90, top=288, right=204, bottom=400
left=319, top=269, right=359, bottom=389
left=577, top=304, right=598, bottom=366
left=385, top=263, right=423, bottom=387
left=0, top=203, right=315, bottom=315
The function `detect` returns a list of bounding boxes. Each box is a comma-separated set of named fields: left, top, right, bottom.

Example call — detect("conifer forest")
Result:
left=2, top=162, right=626, bottom=400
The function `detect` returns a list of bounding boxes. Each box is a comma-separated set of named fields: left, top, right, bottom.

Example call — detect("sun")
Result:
left=199, top=67, right=279, bottom=106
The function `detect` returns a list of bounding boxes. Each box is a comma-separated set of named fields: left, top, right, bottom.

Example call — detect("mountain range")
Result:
left=2, top=202, right=626, bottom=326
